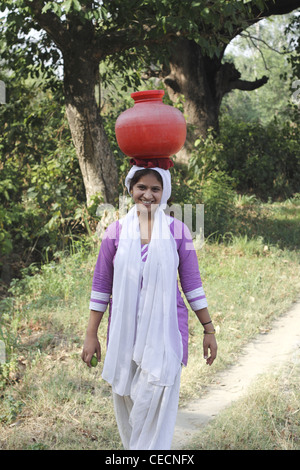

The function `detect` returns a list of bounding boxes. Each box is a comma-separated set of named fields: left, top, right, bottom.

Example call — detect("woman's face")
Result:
left=131, top=173, right=163, bottom=214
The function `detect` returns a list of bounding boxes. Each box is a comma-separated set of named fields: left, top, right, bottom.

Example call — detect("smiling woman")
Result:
left=82, top=162, right=217, bottom=450
left=129, top=170, right=164, bottom=243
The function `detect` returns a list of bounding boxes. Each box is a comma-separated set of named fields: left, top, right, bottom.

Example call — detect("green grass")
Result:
left=231, top=194, right=300, bottom=251
left=0, top=198, right=300, bottom=449
left=180, top=235, right=300, bottom=402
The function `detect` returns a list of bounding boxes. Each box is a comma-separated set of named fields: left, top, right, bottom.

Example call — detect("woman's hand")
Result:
left=203, top=334, right=217, bottom=366
left=81, top=310, right=104, bottom=367
left=194, top=307, right=217, bottom=366
left=81, top=334, right=101, bottom=368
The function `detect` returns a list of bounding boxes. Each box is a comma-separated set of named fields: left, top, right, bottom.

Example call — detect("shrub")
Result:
left=219, top=116, right=300, bottom=200
left=0, top=76, right=87, bottom=287
left=200, top=171, right=236, bottom=238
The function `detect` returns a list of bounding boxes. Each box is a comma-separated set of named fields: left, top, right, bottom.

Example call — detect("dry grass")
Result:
left=185, top=362, right=300, bottom=450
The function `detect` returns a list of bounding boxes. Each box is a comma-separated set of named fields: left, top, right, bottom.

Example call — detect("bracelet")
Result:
left=203, top=329, right=216, bottom=335
left=201, top=320, right=212, bottom=326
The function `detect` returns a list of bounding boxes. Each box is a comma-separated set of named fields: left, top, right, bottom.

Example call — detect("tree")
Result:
left=1, top=0, right=299, bottom=199
left=1, top=0, right=202, bottom=205
left=221, top=15, right=297, bottom=124
left=158, top=0, right=300, bottom=162
left=0, top=68, right=86, bottom=285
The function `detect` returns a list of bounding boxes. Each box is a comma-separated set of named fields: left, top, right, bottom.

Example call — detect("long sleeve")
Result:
left=174, top=218, right=208, bottom=311
left=89, top=221, right=119, bottom=312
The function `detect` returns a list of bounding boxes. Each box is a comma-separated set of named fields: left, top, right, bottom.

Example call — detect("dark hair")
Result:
left=129, top=169, right=163, bottom=191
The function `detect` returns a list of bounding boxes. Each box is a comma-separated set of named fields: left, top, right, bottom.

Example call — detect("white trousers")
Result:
left=113, top=363, right=182, bottom=450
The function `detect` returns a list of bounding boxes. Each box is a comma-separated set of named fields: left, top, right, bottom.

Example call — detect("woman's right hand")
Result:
left=81, top=334, right=101, bottom=368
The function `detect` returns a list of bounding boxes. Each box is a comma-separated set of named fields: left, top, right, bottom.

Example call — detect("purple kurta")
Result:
left=90, top=216, right=208, bottom=366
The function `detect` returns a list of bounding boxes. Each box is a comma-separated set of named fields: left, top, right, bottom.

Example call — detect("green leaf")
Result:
left=63, top=0, right=73, bottom=14
left=72, top=0, right=82, bottom=12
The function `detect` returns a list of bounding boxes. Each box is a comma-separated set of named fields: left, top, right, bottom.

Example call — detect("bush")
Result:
left=187, top=116, right=300, bottom=202
left=200, top=171, right=236, bottom=238
left=188, top=128, right=225, bottom=185
left=170, top=164, right=236, bottom=239
left=219, top=116, right=300, bottom=200
left=0, top=75, right=88, bottom=288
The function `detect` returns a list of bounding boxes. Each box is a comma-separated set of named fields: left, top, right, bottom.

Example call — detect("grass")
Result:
left=0, top=197, right=300, bottom=450
left=180, top=235, right=300, bottom=402
left=185, top=362, right=300, bottom=450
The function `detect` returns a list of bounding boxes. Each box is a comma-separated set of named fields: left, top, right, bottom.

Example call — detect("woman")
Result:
left=81, top=165, right=217, bottom=450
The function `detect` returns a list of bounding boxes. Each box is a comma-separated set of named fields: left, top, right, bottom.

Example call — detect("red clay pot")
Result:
left=115, top=90, right=186, bottom=162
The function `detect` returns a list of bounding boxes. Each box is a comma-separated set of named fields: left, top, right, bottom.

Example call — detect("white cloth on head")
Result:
left=125, top=165, right=172, bottom=207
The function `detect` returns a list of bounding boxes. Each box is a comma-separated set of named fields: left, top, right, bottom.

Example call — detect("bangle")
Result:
left=201, top=320, right=212, bottom=326
left=203, top=329, right=216, bottom=334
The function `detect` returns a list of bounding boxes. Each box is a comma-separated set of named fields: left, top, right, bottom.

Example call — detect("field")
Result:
left=1, top=197, right=300, bottom=450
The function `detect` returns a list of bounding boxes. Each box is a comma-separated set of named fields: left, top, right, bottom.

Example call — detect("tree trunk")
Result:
left=63, top=49, right=118, bottom=206
left=163, top=38, right=268, bottom=163
left=163, top=39, right=219, bottom=163
left=165, top=40, right=220, bottom=133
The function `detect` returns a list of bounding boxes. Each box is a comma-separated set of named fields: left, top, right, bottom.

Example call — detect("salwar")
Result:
left=113, top=362, right=182, bottom=450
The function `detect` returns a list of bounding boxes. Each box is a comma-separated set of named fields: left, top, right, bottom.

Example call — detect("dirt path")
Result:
left=172, top=297, right=300, bottom=450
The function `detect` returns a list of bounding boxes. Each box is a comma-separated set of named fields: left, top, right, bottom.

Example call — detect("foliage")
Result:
left=101, top=92, right=134, bottom=190
left=0, top=71, right=88, bottom=284
left=219, top=116, right=300, bottom=199
left=169, top=164, right=236, bottom=240
left=188, top=128, right=225, bottom=185
left=221, top=14, right=298, bottom=125
left=0, top=394, right=24, bottom=424
left=284, top=13, right=300, bottom=84
left=1, top=68, right=298, bottom=291
left=0, top=0, right=299, bottom=286
left=185, top=115, right=300, bottom=202
left=199, top=171, right=236, bottom=238
left=0, top=1, right=276, bottom=91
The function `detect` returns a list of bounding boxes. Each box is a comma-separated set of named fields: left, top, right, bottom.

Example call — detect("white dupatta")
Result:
left=101, top=167, right=183, bottom=396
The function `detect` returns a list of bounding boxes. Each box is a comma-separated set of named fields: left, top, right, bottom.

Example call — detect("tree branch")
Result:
left=216, top=62, right=269, bottom=98
left=259, top=0, right=300, bottom=17
left=92, top=27, right=179, bottom=61
left=231, top=75, right=269, bottom=91
left=240, top=32, right=293, bottom=55
left=24, top=0, right=71, bottom=52
left=222, top=0, right=300, bottom=46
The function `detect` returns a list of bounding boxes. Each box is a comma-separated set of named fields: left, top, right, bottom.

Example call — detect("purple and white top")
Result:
left=90, top=216, right=208, bottom=366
